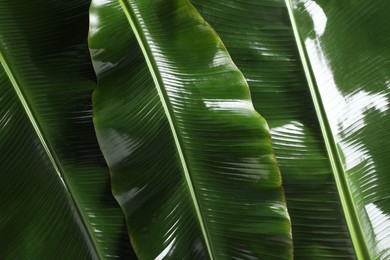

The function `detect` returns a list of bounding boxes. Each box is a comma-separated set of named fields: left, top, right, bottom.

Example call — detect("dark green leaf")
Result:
left=288, top=0, right=390, bottom=258
left=193, top=0, right=390, bottom=258
left=89, top=0, right=292, bottom=259
left=190, top=0, right=354, bottom=258
left=0, top=1, right=134, bottom=258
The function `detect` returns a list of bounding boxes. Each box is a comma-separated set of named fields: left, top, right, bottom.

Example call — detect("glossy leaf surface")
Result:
left=193, top=0, right=390, bottom=258
left=191, top=0, right=355, bottom=259
left=287, top=0, right=390, bottom=258
left=89, top=0, right=292, bottom=259
left=0, top=1, right=133, bottom=258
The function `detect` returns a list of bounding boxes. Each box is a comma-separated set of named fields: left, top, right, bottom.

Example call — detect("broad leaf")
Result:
left=89, top=0, right=292, bottom=259
left=0, top=1, right=133, bottom=258
left=287, top=0, right=390, bottom=258
left=191, top=0, right=354, bottom=258
left=193, top=0, right=390, bottom=259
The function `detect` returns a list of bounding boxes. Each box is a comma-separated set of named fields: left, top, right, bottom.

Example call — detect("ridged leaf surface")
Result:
left=89, top=0, right=292, bottom=259
left=288, top=0, right=390, bottom=258
left=190, top=0, right=355, bottom=259
left=0, top=1, right=133, bottom=258
left=191, top=0, right=390, bottom=258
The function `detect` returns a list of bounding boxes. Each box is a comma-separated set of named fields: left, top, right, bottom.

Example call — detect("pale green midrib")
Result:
left=284, top=1, right=370, bottom=259
left=117, top=1, right=215, bottom=259
left=0, top=48, right=102, bottom=260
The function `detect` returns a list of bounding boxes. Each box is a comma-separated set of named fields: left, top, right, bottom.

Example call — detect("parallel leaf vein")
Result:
left=284, top=1, right=370, bottom=259
left=117, top=0, right=215, bottom=259
left=0, top=45, right=102, bottom=259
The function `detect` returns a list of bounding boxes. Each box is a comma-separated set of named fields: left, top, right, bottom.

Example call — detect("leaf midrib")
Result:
left=284, top=0, right=370, bottom=259
left=0, top=45, right=102, bottom=259
left=117, top=0, right=215, bottom=259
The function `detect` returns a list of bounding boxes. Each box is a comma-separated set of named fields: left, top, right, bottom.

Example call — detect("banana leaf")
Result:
left=89, top=0, right=292, bottom=259
left=192, top=0, right=390, bottom=259
left=0, top=1, right=134, bottom=258
left=288, top=0, right=390, bottom=258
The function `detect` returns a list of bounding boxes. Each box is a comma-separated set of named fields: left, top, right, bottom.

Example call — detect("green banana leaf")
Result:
left=0, top=1, right=134, bottom=258
left=192, top=0, right=390, bottom=259
left=191, top=0, right=354, bottom=258
left=89, top=0, right=292, bottom=259
left=288, top=0, right=390, bottom=258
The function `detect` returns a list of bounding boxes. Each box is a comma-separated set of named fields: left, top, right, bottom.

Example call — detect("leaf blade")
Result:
left=288, top=0, right=390, bottom=258
left=90, top=0, right=292, bottom=258
left=0, top=0, right=133, bottom=258
left=191, top=0, right=390, bottom=258
left=190, top=0, right=356, bottom=258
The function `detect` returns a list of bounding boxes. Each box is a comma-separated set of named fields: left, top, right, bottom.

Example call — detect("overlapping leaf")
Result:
left=288, top=0, right=390, bottom=258
left=193, top=0, right=390, bottom=258
left=3, top=0, right=388, bottom=259
left=89, top=0, right=292, bottom=259
left=191, top=0, right=354, bottom=258
left=0, top=1, right=133, bottom=258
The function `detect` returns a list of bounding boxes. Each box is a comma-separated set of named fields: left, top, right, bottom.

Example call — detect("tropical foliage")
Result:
left=1, top=0, right=389, bottom=259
